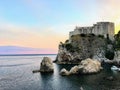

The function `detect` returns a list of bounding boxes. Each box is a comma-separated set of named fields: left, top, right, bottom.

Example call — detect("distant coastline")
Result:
left=0, top=54, right=57, bottom=56
left=0, top=46, right=57, bottom=55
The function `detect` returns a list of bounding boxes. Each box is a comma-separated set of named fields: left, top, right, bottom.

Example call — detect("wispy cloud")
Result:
left=0, top=22, right=68, bottom=49
left=97, top=0, right=120, bottom=33
left=0, top=0, right=120, bottom=52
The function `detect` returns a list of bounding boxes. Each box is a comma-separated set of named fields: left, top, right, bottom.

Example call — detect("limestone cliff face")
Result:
left=55, top=34, right=112, bottom=64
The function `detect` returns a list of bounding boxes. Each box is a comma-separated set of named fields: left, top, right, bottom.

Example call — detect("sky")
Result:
left=0, top=0, right=120, bottom=53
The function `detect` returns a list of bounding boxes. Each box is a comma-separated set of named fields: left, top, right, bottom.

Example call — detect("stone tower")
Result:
left=69, top=22, right=115, bottom=41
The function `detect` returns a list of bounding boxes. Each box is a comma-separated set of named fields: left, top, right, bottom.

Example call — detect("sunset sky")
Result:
left=0, top=0, right=120, bottom=53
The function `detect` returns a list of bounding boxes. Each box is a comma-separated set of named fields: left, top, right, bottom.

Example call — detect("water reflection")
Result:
left=38, top=63, right=120, bottom=90
left=0, top=55, right=120, bottom=90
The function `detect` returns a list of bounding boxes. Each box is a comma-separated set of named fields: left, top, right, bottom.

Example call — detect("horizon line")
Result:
left=0, top=54, right=57, bottom=56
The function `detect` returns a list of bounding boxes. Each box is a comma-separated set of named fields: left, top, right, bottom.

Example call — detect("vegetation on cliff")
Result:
left=56, top=34, right=108, bottom=64
left=104, top=30, right=120, bottom=60
left=114, top=31, right=120, bottom=50
left=56, top=31, right=120, bottom=64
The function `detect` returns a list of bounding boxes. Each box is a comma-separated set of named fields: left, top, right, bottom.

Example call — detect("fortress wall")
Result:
left=92, top=26, right=95, bottom=34
left=74, top=29, right=81, bottom=35
left=98, top=23, right=103, bottom=35
left=108, top=23, right=115, bottom=40
left=69, top=31, right=74, bottom=37
left=86, top=27, right=92, bottom=34
left=94, top=25, right=98, bottom=35
left=79, top=28, right=82, bottom=33
left=69, top=22, right=114, bottom=41
left=83, top=28, right=87, bottom=34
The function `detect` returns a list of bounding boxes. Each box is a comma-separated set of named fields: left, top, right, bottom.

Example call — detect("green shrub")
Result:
left=65, top=43, right=73, bottom=51
left=80, top=34, right=86, bottom=37
left=105, top=51, right=114, bottom=60
left=106, top=39, right=112, bottom=44
left=65, top=40, right=69, bottom=43
left=71, top=35, right=75, bottom=37
left=90, top=33, right=95, bottom=36
left=60, top=42, right=64, bottom=48
left=115, top=39, right=120, bottom=50
left=65, top=43, right=81, bottom=53
left=98, top=35, right=104, bottom=38
left=114, top=31, right=120, bottom=50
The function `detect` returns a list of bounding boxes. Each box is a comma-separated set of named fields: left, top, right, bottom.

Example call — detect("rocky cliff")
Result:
left=55, top=34, right=114, bottom=64
left=60, top=58, right=102, bottom=75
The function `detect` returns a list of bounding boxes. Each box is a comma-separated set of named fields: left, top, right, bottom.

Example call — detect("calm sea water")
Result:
left=0, top=55, right=120, bottom=90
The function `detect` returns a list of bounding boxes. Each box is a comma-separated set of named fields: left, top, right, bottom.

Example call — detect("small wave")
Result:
left=0, top=63, right=31, bottom=67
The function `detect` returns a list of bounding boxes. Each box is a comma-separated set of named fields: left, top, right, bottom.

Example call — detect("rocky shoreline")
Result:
left=33, top=57, right=102, bottom=75
left=55, top=34, right=115, bottom=64
left=33, top=31, right=120, bottom=77
left=60, top=58, right=102, bottom=75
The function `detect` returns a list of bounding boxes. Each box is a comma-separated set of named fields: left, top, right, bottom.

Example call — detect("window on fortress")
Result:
left=97, top=26, right=99, bottom=29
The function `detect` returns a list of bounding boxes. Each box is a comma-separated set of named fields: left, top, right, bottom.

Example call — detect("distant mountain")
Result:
left=0, top=46, right=57, bottom=54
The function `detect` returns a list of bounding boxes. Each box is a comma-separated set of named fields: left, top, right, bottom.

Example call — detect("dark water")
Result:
left=0, top=55, right=120, bottom=90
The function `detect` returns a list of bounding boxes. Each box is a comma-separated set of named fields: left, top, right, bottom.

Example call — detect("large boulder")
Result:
left=59, top=58, right=102, bottom=76
left=69, top=66, right=79, bottom=74
left=60, top=68, right=69, bottom=76
left=78, top=58, right=102, bottom=74
left=40, top=57, right=54, bottom=72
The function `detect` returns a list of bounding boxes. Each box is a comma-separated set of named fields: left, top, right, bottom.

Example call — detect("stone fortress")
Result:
left=69, top=22, right=115, bottom=40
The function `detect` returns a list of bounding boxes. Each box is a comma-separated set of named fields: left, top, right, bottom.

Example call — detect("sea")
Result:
left=0, top=54, right=120, bottom=90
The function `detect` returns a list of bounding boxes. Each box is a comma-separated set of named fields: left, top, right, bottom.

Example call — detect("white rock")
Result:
left=40, top=57, right=54, bottom=72
left=78, top=58, right=102, bottom=74
left=69, top=66, right=79, bottom=74
left=60, top=68, right=69, bottom=76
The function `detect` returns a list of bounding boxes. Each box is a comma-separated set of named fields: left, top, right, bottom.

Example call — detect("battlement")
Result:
left=69, top=22, right=115, bottom=41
